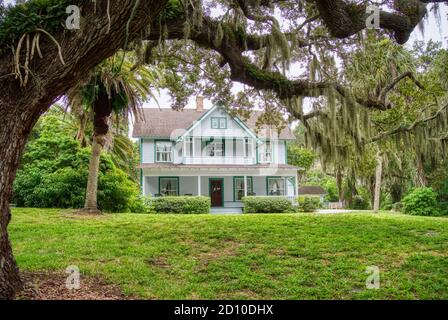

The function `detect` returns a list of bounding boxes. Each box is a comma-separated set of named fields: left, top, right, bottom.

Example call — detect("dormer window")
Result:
left=211, top=117, right=227, bottom=129
left=155, top=141, right=173, bottom=162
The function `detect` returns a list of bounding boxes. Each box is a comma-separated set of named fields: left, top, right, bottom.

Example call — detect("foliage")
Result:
left=304, top=170, right=339, bottom=202
left=287, top=144, right=315, bottom=171
left=242, top=196, right=295, bottom=214
left=402, top=187, right=440, bottom=216
left=297, top=197, right=320, bottom=213
left=0, top=0, right=71, bottom=55
left=149, top=196, right=211, bottom=214
left=350, top=195, right=370, bottom=210
left=13, top=110, right=141, bottom=213
left=392, top=202, right=403, bottom=212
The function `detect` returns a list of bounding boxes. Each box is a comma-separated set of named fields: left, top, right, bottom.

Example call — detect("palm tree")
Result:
left=68, top=51, right=159, bottom=214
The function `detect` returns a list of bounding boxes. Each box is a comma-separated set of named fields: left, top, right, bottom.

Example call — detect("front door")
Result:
left=210, top=179, right=223, bottom=207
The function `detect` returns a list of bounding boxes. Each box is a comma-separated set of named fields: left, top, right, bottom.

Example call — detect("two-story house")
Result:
left=133, top=97, right=300, bottom=212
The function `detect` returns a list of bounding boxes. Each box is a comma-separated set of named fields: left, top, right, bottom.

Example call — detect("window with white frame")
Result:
left=159, top=177, right=179, bottom=196
left=267, top=177, right=285, bottom=196
left=156, top=141, right=173, bottom=162
left=234, top=177, right=253, bottom=201
left=259, top=141, right=273, bottom=163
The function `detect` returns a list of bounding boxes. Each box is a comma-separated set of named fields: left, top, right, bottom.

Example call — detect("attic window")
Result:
left=211, top=117, right=227, bottom=129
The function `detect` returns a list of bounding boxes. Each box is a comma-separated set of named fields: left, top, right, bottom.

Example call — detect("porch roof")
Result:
left=139, top=163, right=300, bottom=170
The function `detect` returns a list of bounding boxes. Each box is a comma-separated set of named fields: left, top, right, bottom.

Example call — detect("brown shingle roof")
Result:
left=132, top=108, right=295, bottom=140
left=298, top=186, right=327, bottom=195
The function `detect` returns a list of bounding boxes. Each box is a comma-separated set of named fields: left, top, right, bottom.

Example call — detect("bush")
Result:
left=129, top=195, right=149, bottom=213
left=150, top=196, right=211, bottom=214
left=402, top=187, right=440, bottom=216
left=350, top=195, right=370, bottom=210
left=437, top=202, right=448, bottom=216
left=297, top=196, right=321, bottom=212
left=392, top=202, right=403, bottom=212
left=12, top=111, right=142, bottom=213
left=242, top=196, right=295, bottom=214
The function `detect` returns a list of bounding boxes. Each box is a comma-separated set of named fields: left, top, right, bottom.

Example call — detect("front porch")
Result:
left=141, top=164, right=299, bottom=209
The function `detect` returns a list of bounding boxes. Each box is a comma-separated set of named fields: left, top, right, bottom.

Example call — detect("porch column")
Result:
left=295, top=172, right=299, bottom=196
left=198, top=175, right=202, bottom=196
left=244, top=175, right=248, bottom=197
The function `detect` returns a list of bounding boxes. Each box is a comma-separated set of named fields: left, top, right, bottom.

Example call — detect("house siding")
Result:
left=142, top=139, right=155, bottom=164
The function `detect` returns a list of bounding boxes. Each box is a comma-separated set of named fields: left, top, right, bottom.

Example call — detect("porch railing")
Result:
left=184, top=156, right=255, bottom=165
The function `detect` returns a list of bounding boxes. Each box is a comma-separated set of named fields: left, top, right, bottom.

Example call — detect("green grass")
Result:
left=9, top=208, right=448, bottom=300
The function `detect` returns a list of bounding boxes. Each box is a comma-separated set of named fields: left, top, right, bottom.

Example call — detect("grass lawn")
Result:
left=9, top=208, right=448, bottom=300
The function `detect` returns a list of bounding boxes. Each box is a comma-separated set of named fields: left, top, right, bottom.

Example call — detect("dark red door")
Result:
left=210, top=179, right=223, bottom=207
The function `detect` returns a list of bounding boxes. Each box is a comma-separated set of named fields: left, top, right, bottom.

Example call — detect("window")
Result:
left=267, top=177, right=285, bottom=196
left=211, top=117, right=227, bottom=129
left=206, top=139, right=225, bottom=157
left=219, top=118, right=227, bottom=129
left=245, top=138, right=253, bottom=158
left=234, top=177, right=253, bottom=201
left=185, top=137, right=193, bottom=157
left=159, top=177, right=179, bottom=196
left=233, top=138, right=253, bottom=158
left=259, top=141, right=273, bottom=163
left=156, top=141, right=173, bottom=162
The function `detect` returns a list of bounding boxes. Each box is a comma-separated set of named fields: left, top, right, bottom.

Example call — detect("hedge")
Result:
left=297, top=196, right=321, bottom=212
left=242, top=196, right=295, bottom=214
left=150, top=196, right=211, bottom=214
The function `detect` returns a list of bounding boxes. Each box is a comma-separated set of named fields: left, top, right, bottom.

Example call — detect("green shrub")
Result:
left=98, top=169, right=140, bottom=213
left=12, top=112, right=141, bottom=213
left=350, top=195, right=370, bottom=210
left=129, top=195, right=149, bottom=213
left=242, top=196, right=295, bottom=214
left=392, top=202, right=403, bottom=212
left=402, top=187, right=440, bottom=216
left=437, top=202, right=448, bottom=216
left=297, top=197, right=321, bottom=212
left=151, top=196, right=211, bottom=214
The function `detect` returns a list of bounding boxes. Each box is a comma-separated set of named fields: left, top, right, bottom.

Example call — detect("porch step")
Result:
left=211, top=208, right=243, bottom=214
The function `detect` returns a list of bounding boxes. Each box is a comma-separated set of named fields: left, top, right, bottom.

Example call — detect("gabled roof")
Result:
left=298, top=186, right=327, bottom=195
left=132, top=107, right=296, bottom=140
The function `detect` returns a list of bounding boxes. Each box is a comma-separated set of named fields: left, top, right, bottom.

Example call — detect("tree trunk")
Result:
left=373, top=153, right=383, bottom=213
left=336, top=168, right=344, bottom=205
left=0, top=106, right=41, bottom=299
left=83, top=134, right=107, bottom=212
left=83, top=89, right=113, bottom=213
left=0, top=0, right=167, bottom=299
left=416, top=154, right=428, bottom=187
